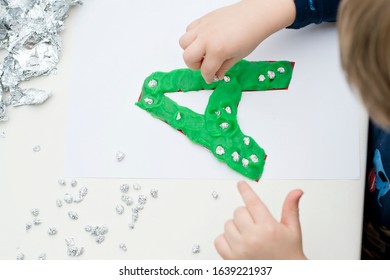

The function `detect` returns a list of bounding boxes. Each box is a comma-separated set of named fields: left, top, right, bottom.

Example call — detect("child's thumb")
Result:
left=280, top=189, right=304, bottom=231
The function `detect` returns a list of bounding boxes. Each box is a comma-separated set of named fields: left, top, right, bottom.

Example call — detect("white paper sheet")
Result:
left=65, top=0, right=360, bottom=180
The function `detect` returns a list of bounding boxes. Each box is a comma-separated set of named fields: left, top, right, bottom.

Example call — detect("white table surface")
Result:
left=0, top=5, right=368, bottom=260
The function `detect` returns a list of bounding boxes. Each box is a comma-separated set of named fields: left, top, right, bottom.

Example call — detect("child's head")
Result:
left=338, top=0, right=390, bottom=129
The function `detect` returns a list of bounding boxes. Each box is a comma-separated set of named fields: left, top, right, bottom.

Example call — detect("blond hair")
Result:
left=338, top=0, right=390, bottom=128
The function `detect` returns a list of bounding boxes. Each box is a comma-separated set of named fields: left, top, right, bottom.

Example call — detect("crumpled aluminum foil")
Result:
left=0, top=0, right=82, bottom=121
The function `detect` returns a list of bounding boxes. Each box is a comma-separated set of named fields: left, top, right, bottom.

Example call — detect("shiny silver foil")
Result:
left=150, top=188, right=158, bottom=199
left=192, top=244, right=200, bottom=254
left=16, top=252, right=25, bottom=260
left=85, top=225, right=109, bottom=244
left=65, top=238, right=84, bottom=257
left=119, top=243, right=127, bottom=252
left=0, top=0, right=81, bottom=121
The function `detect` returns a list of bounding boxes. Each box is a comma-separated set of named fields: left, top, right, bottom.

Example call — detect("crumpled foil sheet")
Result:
left=0, top=0, right=82, bottom=121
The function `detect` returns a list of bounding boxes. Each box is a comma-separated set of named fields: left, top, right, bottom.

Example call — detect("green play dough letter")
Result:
left=136, top=60, right=294, bottom=180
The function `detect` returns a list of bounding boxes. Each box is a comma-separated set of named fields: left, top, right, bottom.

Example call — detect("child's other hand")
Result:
left=179, top=0, right=296, bottom=83
left=215, top=181, right=306, bottom=259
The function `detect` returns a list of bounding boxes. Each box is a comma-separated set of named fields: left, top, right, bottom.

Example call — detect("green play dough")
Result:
left=136, top=60, right=293, bottom=180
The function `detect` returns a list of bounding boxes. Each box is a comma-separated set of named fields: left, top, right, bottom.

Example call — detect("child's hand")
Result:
left=179, top=0, right=296, bottom=83
left=215, top=181, right=306, bottom=259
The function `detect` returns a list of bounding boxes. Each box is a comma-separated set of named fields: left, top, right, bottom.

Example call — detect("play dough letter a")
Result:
left=136, top=60, right=294, bottom=180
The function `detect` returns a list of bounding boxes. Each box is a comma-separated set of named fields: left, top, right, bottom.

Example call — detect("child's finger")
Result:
left=186, top=18, right=201, bottom=31
left=280, top=189, right=304, bottom=231
left=200, top=55, right=223, bottom=83
left=179, top=31, right=197, bottom=50
left=215, top=58, right=237, bottom=80
left=182, top=41, right=205, bottom=70
left=237, top=181, right=274, bottom=224
left=233, top=206, right=255, bottom=231
left=224, top=219, right=241, bottom=240
left=214, top=234, right=233, bottom=260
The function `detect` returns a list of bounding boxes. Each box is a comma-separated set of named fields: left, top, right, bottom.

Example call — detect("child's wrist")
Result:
left=242, top=0, right=296, bottom=30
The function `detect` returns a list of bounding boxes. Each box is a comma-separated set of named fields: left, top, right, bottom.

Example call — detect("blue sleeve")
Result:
left=288, top=0, right=340, bottom=29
